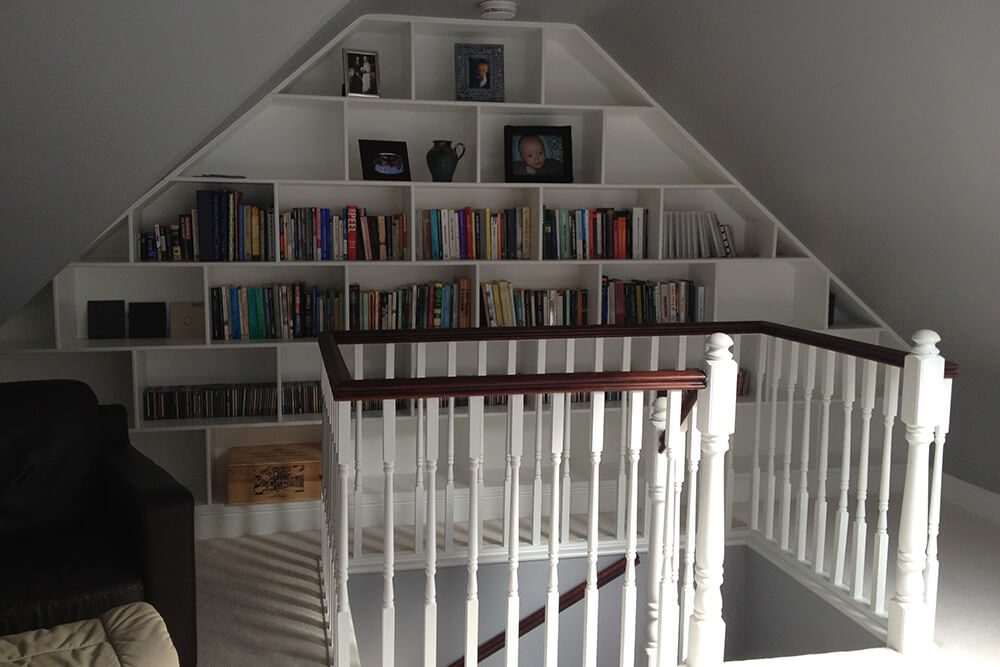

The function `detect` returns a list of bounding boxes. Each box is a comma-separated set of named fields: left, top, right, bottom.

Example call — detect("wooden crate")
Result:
left=227, top=442, right=322, bottom=504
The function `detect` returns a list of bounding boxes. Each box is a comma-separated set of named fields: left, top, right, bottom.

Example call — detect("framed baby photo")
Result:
left=504, top=125, right=573, bottom=183
left=455, top=43, right=504, bottom=102
left=359, top=139, right=410, bottom=181
left=343, top=48, right=380, bottom=97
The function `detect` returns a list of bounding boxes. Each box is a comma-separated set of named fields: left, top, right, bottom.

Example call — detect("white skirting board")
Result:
left=941, top=474, right=1000, bottom=526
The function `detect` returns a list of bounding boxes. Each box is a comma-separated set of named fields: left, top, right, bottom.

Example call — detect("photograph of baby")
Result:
left=504, top=125, right=573, bottom=183
left=455, top=43, right=504, bottom=102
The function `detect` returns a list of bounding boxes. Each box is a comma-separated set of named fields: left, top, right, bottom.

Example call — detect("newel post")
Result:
left=687, top=334, right=738, bottom=667
left=887, top=330, right=945, bottom=654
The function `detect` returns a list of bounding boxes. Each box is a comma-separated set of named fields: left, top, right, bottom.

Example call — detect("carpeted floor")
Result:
left=194, top=501, right=1000, bottom=666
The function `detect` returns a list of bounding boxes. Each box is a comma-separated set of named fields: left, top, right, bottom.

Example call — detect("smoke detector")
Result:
left=479, top=0, right=517, bottom=20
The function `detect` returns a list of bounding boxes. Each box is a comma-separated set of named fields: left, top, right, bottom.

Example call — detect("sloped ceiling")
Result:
left=2, top=0, right=997, bottom=492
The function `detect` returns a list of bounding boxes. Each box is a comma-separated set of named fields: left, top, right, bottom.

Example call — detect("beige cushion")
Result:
left=0, top=602, right=178, bottom=667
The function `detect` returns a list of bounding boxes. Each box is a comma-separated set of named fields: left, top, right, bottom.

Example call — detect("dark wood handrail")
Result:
left=319, top=321, right=957, bottom=403
left=446, top=555, right=635, bottom=667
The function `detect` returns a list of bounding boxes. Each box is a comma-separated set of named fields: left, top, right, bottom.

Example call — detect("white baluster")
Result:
left=650, top=391, right=690, bottom=667
left=888, top=330, right=945, bottom=654
left=619, top=390, right=644, bottom=667
left=925, top=377, right=952, bottom=631
left=446, top=341, right=457, bottom=552
left=644, top=335, right=669, bottom=541
left=353, top=347, right=364, bottom=559
left=320, top=376, right=333, bottom=649
left=506, top=393, right=524, bottom=667
left=562, top=339, right=575, bottom=543
left=533, top=340, right=547, bottom=546
left=681, top=403, right=701, bottom=663
left=851, top=360, right=878, bottom=599
left=872, top=365, right=900, bottom=615
left=504, top=341, right=517, bottom=549
left=545, top=392, right=565, bottom=667
left=796, top=347, right=817, bottom=563
left=617, top=337, right=633, bottom=540
left=833, top=355, right=856, bottom=588
left=424, top=397, right=439, bottom=667
left=336, top=400, right=354, bottom=667
left=415, top=343, right=427, bottom=554
left=382, top=344, right=396, bottom=667
left=813, top=350, right=836, bottom=575
left=765, top=337, right=783, bottom=541
left=583, top=337, right=605, bottom=667
left=780, top=343, right=800, bottom=551
left=750, top=336, right=768, bottom=531
left=466, top=395, right=485, bottom=665
left=477, top=342, right=487, bottom=544
left=687, top=334, right=738, bottom=667
left=725, top=336, right=741, bottom=533
left=644, top=395, right=673, bottom=666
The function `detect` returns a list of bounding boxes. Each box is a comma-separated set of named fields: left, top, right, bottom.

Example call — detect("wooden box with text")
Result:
left=226, top=442, right=322, bottom=504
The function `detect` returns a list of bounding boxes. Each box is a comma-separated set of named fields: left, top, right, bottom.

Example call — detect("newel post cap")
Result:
left=900, top=329, right=946, bottom=428
left=697, top=333, right=738, bottom=437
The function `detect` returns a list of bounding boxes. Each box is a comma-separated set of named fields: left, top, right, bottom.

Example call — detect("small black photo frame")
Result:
left=359, top=139, right=410, bottom=181
left=455, top=43, right=504, bottom=102
left=504, top=125, right=573, bottom=183
left=343, top=48, right=380, bottom=97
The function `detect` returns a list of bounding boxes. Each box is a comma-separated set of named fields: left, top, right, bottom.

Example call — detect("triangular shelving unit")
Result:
left=0, top=15, right=897, bottom=537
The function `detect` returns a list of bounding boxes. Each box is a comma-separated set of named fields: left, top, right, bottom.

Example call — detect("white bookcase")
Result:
left=0, top=15, right=894, bottom=538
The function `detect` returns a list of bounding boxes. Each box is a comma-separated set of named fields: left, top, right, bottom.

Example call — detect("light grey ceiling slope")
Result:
left=2, top=1, right=997, bottom=493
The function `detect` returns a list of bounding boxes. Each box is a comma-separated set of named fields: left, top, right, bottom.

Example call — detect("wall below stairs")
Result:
left=346, top=544, right=879, bottom=665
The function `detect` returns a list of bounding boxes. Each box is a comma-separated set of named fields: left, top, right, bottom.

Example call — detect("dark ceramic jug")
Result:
left=426, top=140, right=466, bottom=182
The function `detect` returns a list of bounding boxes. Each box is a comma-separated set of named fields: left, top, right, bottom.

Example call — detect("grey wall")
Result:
left=2, top=1, right=996, bottom=492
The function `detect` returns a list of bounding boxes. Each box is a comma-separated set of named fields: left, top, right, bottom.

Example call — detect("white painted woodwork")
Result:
left=544, top=392, right=565, bottom=667
left=466, top=395, right=485, bottom=666
left=661, top=390, right=686, bottom=667
left=506, top=393, right=524, bottom=667
left=532, top=339, right=547, bottom=547
left=336, top=400, right=354, bottom=667
left=725, top=336, right=741, bottom=533
left=688, top=334, right=738, bottom=667
left=780, top=343, right=800, bottom=551
left=888, top=330, right=945, bottom=655
left=813, top=350, right=836, bottom=575
left=503, top=341, right=517, bottom=550
left=765, top=337, right=783, bottom=541
left=681, top=403, right=701, bottom=663
left=583, top=338, right=605, bottom=667
left=619, top=391, right=643, bottom=667
left=751, top=336, right=768, bottom=532
left=644, top=395, right=671, bottom=666
left=796, top=346, right=817, bottom=563
left=851, top=360, right=878, bottom=600
left=617, top=338, right=633, bottom=541
left=873, top=365, right=901, bottom=616
left=382, top=344, right=396, bottom=667
left=424, top=397, right=439, bottom=667
left=562, top=339, right=575, bottom=544
left=925, top=377, right=952, bottom=632
left=414, top=343, right=427, bottom=555
left=476, top=342, right=487, bottom=546
left=446, top=341, right=457, bottom=552
left=353, top=347, right=365, bottom=560
left=833, top=354, right=856, bottom=588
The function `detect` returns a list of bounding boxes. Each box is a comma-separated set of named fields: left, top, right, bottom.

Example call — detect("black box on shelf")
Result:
left=129, top=301, right=168, bottom=338
left=87, top=300, right=126, bottom=339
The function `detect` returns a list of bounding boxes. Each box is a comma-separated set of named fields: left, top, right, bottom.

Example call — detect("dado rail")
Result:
left=318, top=322, right=955, bottom=667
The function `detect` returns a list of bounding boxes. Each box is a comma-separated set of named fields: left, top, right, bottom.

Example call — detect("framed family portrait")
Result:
left=359, top=139, right=410, bottom=181
left=344, top=49, right=380, bottom=97
left=455, top=43, right=504, bottom=102
left=504, top=125, right=573, bottom=183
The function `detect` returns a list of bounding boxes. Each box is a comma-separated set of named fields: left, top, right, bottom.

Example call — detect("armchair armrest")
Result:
left=99, top=405, right=197, bottom=667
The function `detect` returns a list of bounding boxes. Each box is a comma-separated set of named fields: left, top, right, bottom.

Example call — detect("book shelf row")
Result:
left=209, top=284, right=342, bottom=342
left=142, top=380, right=321, bottom=422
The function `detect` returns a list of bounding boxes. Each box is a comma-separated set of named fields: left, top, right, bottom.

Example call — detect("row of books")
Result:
left=601, top=277, right=706, bottom=324
left=348, top=278, right=472, bottom=331
left=417, top=207, right=532, bottom=261
left=543, top=207, right=648, bottom=260
left=143, top=383, right=277, bottom=421
left=209, top=283, right=342, bottom=341
left=279, top=206, right=407, bottom=261
left=663, top=210, right=735, bottom=259
left=282, top=381, right=322, bottom=415
left=480, top=280, right=588, bottom=327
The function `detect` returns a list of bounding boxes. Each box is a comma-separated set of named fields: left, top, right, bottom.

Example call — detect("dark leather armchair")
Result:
left=0, top=380, right=197, bottom=666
